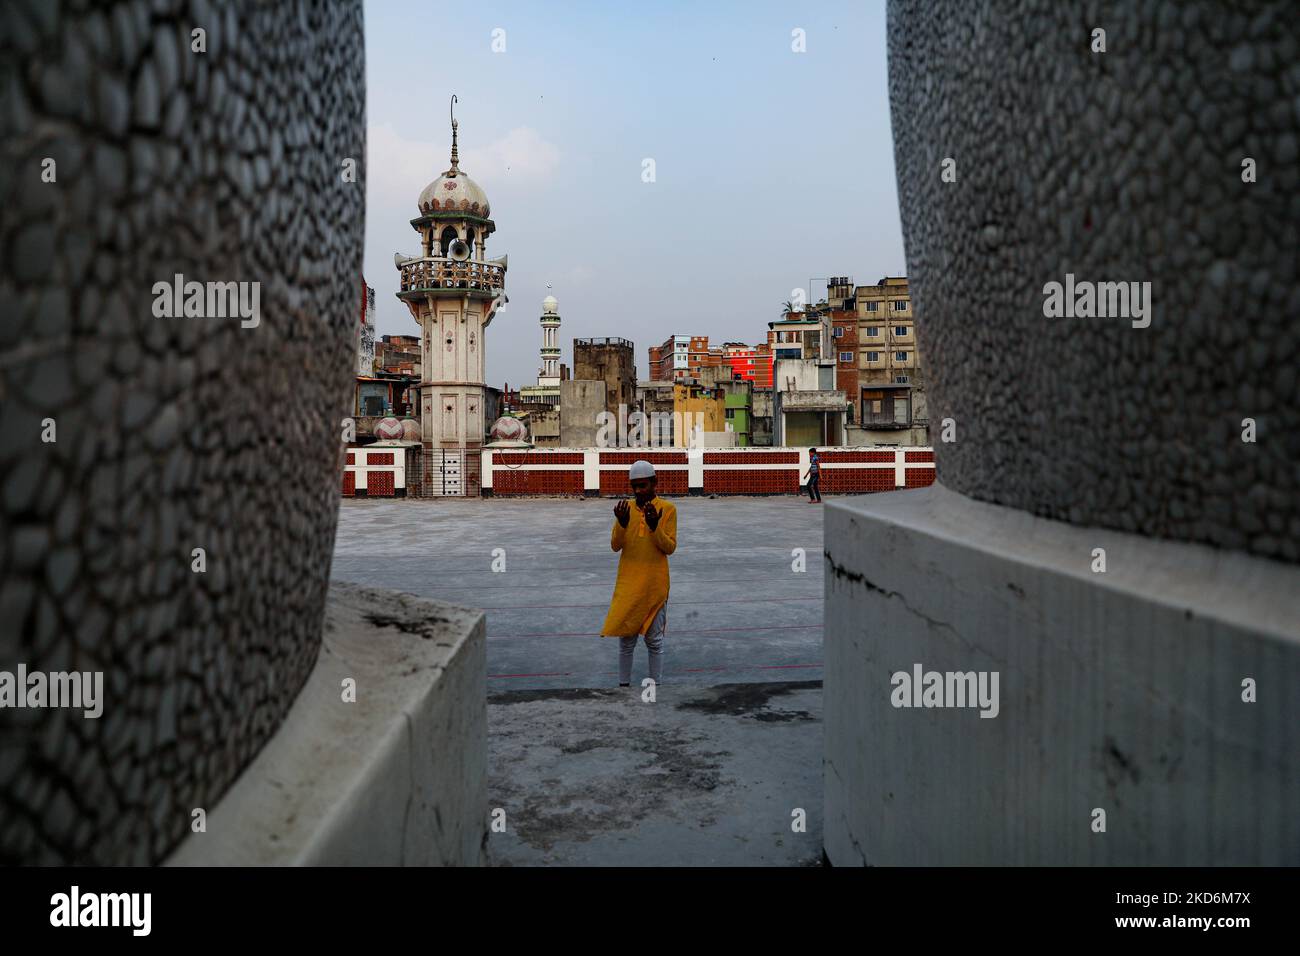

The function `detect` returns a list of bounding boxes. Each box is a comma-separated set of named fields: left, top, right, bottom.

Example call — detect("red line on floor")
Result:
left=488, top=624, right=823, bottom=639
left=486, top=662, right=825, bottom=680
left=421, top=576, right=787, bottom=591
left=478, top=596, right=820, bottom=611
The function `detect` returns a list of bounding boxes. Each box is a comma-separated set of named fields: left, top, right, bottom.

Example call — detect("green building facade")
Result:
left=724, top=387, right=752, bottom=447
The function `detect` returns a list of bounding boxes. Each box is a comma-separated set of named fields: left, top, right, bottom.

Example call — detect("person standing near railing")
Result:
left=803, top=447, right=822, bottom=503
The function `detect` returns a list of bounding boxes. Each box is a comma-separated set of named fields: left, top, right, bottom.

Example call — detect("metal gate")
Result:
left=438, top=450, right=462, bottom=496
left=414, top=449, right=481, bottom=497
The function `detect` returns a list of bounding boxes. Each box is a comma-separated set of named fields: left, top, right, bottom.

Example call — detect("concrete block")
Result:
left=167, top=582, right=486, bottom=866
left=824, top=483, right=1300, bottom=865
left=559, top=380, right=605, bottom=448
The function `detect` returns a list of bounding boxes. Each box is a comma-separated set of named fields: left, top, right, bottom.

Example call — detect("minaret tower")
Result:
left=395, top=96, right=507, bottom=450
left=538, top=295, right=561, bottom=388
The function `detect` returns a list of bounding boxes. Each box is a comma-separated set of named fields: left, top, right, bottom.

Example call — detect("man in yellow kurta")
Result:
left=601, top=460, right=677, bottom=687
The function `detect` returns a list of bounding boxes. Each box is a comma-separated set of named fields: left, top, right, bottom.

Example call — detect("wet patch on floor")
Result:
left=488, top=681, right=824, bottom=866
left=489, top=687, right=624, bottom=705
left=673, top=680, right=821, bottom=721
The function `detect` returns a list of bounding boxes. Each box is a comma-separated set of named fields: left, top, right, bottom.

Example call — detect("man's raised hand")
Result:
left=642, top=502, right=662, bottom=531
left=614, top=499, right=631, bottom=528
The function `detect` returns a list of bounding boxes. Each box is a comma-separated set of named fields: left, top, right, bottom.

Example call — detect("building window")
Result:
left=865, top=301, right=879, bottom=312
left=839, top=351, right=853, bottom=363
left=895, top=351, right=908, bottom=362
left=892, top=300, right=907, bottom=311
left=894, top=326, right=908, bottom=336
left=865, top=326, right=881, bottom=337
left=866, top=351, right=880, bottom=362
left=833, top=326, right=844, bottom=338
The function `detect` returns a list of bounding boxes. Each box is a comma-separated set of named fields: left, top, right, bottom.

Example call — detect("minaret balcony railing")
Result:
left=398, top=257, right=505, bottom=294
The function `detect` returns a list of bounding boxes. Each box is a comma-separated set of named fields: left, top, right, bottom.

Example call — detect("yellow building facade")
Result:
left=672, top=382, right=727, bottom=447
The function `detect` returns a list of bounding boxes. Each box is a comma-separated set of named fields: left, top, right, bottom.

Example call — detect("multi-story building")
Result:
left=357, top=279, right=376, bottom=375
left=355, top=375, right=419, bottom=418
left=814, top=276, right=859, bottom=426
left=721, top=378, right=753, bottom=446
left=517, top=402, right=560, bottom=446
left=648, top=334, right=691, bottom=381
left=635, top=380, right=677, bottom=447
left=721, top=341, right=773, bottom=388
left=651, top=333, right=773, bottom=390
left=636, top=270, right=930, bottom=447
left=374, top=334, right=421, bottom=375
left=768, top=301, right=844, bottom=445
left=573, top=336, right=636, bottom=419
left=772, top=358, right=847, bottom=446
left=832, top=314, right=859, bottom=421
left=352, top=289, right=418, bottom=438
left=673, top=379, right=728, bottom=447
left=853, top=275, right=928, bottom=445
left=697, top=365, right=753, bottom=446
left=767, top=310, right=828, bottom=362
left=688, top=335, right=722, bottom=376
left=751, top=388, right=774, bottom=446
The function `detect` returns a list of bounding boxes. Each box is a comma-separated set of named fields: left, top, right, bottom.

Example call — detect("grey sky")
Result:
left=364, top=0, right=905, bottom=389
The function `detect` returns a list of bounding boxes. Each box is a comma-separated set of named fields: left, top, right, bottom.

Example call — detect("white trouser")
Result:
left=619, top=604, right=666, bottom=684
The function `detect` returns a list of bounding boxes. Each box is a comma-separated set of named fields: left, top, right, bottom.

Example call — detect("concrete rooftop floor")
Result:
left=332, top=496, right=825, bottom=691
left=331, top=495, right=829, bottom=866
left=485, top=681, right=824, bottom=866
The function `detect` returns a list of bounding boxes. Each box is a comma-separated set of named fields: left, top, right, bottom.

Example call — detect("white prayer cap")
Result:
left=629, top=460, right=656, bottom=480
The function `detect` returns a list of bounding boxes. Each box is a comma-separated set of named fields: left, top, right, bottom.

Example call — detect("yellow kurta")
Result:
left=600, top=497, right=678, bottom=637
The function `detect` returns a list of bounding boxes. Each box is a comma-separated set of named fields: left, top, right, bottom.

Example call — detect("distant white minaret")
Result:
left=538, top=295, right=561, bottom=386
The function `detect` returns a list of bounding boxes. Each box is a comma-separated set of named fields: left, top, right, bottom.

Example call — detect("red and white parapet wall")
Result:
left=482, top=447, right=935, bottom=497
left=342, top=441, right=420, bottom=498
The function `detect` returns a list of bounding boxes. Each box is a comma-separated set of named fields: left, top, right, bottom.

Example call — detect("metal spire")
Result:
left=448, top=94, right=460, bottom=175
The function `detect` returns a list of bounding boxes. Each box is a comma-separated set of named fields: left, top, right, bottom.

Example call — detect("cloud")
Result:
left=470, top=127, right=562, bottom=184
left=366, top=123, right=561, bottom=212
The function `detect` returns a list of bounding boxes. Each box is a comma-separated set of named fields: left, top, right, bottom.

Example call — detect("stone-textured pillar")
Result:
left=887, top=0, right=1299, bottom=563
left=825, top=0, right=1300, bottom=866
left=0, top=1, right=366, bottom=863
